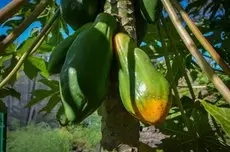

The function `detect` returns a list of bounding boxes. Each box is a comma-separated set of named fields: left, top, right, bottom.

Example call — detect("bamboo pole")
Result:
left=0, top=9, right=60, bottom=89
left=161, top=0, right=230, bottom=104
left=171, top=0, right=230, bottom=75
left=0, top=0, right=49, bottom=53
left=0, top=0, right=26, bottom=24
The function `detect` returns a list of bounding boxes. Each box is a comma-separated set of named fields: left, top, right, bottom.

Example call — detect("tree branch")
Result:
left=0, top=9, right=60, bottom=89
left=0, top=0, right=27, bottom=24
left=171, top=0, right=230, bottom=76
left=177, top=85, right=206, bottom=89
left=0, top=0, right=49, bottom=53
left=161, top=0, right=230, bottom=104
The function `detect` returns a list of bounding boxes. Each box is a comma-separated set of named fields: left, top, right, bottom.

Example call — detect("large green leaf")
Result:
left=26, top=78, right=60, bottom=109
left=0, top=87, right=20, bottom=100
left=48, top=16, right=64, bottom=46
left=39, top=78, right=59, bottom=91
left=26, top=89, right=55, bottom=107
left=201, top=100, right=230, bottom=137
left=3, top=43, right=17, bottom=54
left=39, top=92, right=60, bottom=113
left=36, top=43, right=53, bottom=53
left=26, top=56, right=49, bottom=78
left=0, top=55, right=13, bottom=67
left=24, top=58, right=39, bottom=79
left=155, top=99, right=230, bottom=152
left=16, top=37, right=36, bottom=57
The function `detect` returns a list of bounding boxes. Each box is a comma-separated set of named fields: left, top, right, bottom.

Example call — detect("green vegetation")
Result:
left=7, top=113, right=101, bottom=152
left=0, top=0, right=230, bottom=151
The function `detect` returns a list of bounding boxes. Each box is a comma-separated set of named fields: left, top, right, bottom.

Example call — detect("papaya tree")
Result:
left=0, top=0, right=230, bottom=152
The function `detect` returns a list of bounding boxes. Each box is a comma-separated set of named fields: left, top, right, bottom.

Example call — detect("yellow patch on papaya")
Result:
left=131, top=99, right=171, bottom=125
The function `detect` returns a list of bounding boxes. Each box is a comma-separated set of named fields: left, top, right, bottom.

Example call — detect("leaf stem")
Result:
left=0, top=0, right=49, bottom=53
left=171, top=0, right=230, bottom=76
left=157, top=22, right=192, bottom=133
left=161, top=18, right=196, bottom=101
left=29, top=22, right=53, bottom=55
left=161, top=0, right=230, bottom=104
left=0, top=0, right=26, bottom=24
left=0, top=9, right=60, bottom=89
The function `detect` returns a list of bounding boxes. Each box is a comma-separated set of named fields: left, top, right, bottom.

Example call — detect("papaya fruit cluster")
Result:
left=48, top=0, right=170, bottom=125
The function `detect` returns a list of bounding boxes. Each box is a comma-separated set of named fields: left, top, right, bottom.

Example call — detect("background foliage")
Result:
left=0, top=0, right=230, bottom=151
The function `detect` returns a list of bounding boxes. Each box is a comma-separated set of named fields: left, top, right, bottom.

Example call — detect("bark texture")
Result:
left=100, top=0, right=140, bottom=151
left=104, top=0, right=137, bottom=41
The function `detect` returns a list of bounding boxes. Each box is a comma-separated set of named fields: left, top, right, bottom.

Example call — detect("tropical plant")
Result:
left=0, top=0, right=230, bottom=151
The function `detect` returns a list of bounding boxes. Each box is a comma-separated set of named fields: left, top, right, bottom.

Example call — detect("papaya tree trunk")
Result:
left=99, top=0, right=140, bottom=151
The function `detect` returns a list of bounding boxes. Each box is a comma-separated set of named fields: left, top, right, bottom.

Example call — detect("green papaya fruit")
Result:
left=47, top=23, right=92, bottom=74
left=60, top=13, right=117, bottom=123
left=139, top=0, right=162, bottom=24
left=114, top=33, right=171, bottom=125
left=60, top=0, right=101, bottom=29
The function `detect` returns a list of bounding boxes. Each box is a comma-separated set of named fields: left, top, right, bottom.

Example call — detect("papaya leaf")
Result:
left=2, top=56, right=19, bottom=85
left=39, top=78, right=59, bottom=91
left=4, top=43, right=17, bottom=54
left=16, top=37, right=36, bottom=57
left=140, top=44, right=173, bottom=59
left=24, top=58, right=39, bottom=80
left=201, top=100, right=230, bottom=137
left=170, top=56, right=183, bottom=86
left=48, top=16, right=64, bottom=46
left=25, top=89, right=55, bottom=108
left=37, top=43, right=53, bottom=53
left=27, top=56, right=49, bottom=78
left=156, top=99, right=230, bottom=151
left=189, top=70, right=199, bottom=81
left=0, top=87, right=20, bottom=100
left=39, top=92, right=60, bottom=113
left=0, top=55, right=13, bottom=67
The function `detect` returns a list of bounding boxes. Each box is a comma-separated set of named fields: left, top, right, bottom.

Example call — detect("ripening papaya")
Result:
left=114, top=33, right=171, bottom=125
left=59, top=13, right=117, bottom=123
left=60, top=0, right=105, bottom=29
left=139, top=0, right=162, bottom=24
left=47, top=23, right=92, bottom=74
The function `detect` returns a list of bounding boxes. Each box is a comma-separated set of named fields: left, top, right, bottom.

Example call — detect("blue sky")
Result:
left=0, top=0, right=190, bottom=45
left=0, top=0, right=11, bottom=8
left=0, top=0, right=63, bottom=45
left=0, top=0, right=188, bottom=42
left=0, top=0, right=43, bottom=44
left=0, top=0, right=12, bottom=35
left=0, top=0, right=223, bottom=70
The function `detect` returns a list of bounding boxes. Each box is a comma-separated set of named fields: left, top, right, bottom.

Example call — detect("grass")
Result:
left=7, top=113, right=101, bottom=152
